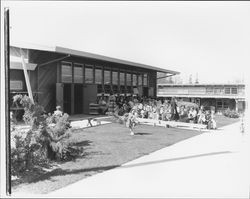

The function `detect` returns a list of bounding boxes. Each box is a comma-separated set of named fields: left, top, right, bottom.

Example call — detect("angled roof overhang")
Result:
left=10, top=42, right=179, bottom=74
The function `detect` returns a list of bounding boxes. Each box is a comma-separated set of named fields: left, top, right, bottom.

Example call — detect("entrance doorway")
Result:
left=143, top=87, right=149, bottom=97
left=63, top=84, right=71, bottom=114
left=74, top=84, right=83, bottom=114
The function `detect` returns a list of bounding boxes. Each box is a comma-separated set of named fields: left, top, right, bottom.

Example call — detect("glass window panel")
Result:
left=120, top=72, right=125, bottom=85
left=214, top=88, right=223, bottom=94
left=112, top=71, right=118, bottom=85
left=74, top=64, right=83, bottom=83
left=126, top=73, right=132, bottom=86
left=223, top=101, right=229, bottom=108
left=143, top=73, right=148, bottom=86
left=225, top=87, right=230, bottom=94
left=138, top=74, right=142, bottom=86
left=113, top=85, right=118, bottom=93
left=104, top=70, right=111, bottom=84
left=120, top=85, right=125, bottom=93
left=206, top=87, right=213, bottom=94
left=85, top=66, right=93, bottom=84
left=95, top=68, right=102, bottom=84
left=217, top=100, right=223, bottom=108
left=231, top=88, right=238, bottom=94
left=62, top=62, right=72, bottom=83
left=97, top=85, right=103, bottom=93
left=133, top=74, right=137, bottom=86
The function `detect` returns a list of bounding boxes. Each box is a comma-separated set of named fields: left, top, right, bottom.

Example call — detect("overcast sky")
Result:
left=2, top=1, right=250, bottom=84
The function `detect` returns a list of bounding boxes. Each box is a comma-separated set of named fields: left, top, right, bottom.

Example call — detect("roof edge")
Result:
left=55, top=46, right=179, bottom=74
left=10, top=42, right=179, bottom=74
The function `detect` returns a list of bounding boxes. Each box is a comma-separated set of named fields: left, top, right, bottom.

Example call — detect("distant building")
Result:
left=157, top=83, right=246, bottom=112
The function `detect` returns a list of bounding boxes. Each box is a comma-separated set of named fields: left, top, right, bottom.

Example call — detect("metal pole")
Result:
left=4, top=7, right=11, bottom=195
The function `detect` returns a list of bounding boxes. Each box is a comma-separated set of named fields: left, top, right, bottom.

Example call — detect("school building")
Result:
left=157, top=83, right=246, bottom=113
left=9, top=43, right=179, bottom=115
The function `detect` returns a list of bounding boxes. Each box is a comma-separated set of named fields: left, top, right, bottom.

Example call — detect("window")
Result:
left=206, top=87, right=213, bottom=94
left=217, top=100, right=223, bottom=109
left=138, top=74, right=142, bottom=86
left=61, top=62, right=72, bottom=83
left=104, top=70, right=111, bottom=84
left=97, top=85, right=103, bottom=93
left=112, top=85, right=118, bottom=94
left=112, top=71, right=118, bottom=85
left=120, top=85, right=125, bottom=93
left=231, top=87, right=238, bottom=94
left=95, top=68, right=102, bottom=84
left=104, top=85, right=111, bottom=93
left=120, top=72, right=125, bottom=85
left=225, top=87, right=230, bottom=94
left=74, top=64, right=83, bottom=83
left=133, top=74, right=137, bottom=86
left=85, top=65, right=93, bottom=84
left=10, top=80, right=23, bottom=90
left=214, top=87, right=222, bottom=94
left=126, top=73, right=132, bottom=86
left=143, top=73, right=148, bottom=86
left=127, top=86, right=132, bottom=93
left=223, top=101, right=229, bottom=109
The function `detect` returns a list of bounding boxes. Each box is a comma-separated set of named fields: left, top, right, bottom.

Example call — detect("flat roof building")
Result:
left=10, top=42, right=179, bottom=115
left=157, top=83, right=246, bottom=112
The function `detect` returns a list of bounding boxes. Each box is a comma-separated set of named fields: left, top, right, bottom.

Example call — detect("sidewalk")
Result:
left=14, top=122, right=250, bottom=198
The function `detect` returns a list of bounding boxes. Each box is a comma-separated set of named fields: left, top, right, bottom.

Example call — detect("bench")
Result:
left=137, top=118, right=207, bottom=130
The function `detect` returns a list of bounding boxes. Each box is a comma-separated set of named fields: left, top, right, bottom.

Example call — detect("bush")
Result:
left=223, top=109, right=240, bottom=118
left=11, top=95, right=84, bottom=177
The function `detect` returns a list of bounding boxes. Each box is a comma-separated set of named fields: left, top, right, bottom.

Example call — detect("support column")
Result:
left=235, top=99, right=239, bottom=112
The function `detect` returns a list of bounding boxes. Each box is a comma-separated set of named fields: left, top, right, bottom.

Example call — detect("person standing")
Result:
left=170, top=97, right=179, bottom=121
left=126, top=110, right=138, bottom=135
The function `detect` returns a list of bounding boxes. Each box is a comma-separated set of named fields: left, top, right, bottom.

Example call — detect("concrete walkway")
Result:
left=13, top=122, right=250, bottom=198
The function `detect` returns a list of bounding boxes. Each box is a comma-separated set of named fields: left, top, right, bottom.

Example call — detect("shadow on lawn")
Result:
left=28, top=165, right=119, bottom=183
left=28, top=150, right=233, bottom=184
left=71, top=140, right=92, bottom=147
left=134, top=132, right=152, bottom=136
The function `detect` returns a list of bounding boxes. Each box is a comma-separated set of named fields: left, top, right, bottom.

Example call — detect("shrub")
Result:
left=11, top=94, right=84, bottom=176
left=11, top=128, right=45, bottom=175
left=223, top=109, right=240, bottom=118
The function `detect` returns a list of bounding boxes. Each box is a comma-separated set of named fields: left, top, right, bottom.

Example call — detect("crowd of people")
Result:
left=97, top=93, right=217, bottom=130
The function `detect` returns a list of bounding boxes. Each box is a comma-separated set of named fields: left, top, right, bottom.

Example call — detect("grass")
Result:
left=11, top=115, right=239, bottom=194
left=214, top=114, right=240, bottom=128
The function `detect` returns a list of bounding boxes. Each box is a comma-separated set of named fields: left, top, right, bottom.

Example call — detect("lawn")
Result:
left=214, top=114, right=240, bottom=128
left=11, top=115, right=239, bottom=194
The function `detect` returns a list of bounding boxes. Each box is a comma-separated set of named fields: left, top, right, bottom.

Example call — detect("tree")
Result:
left=189, top=74, right=193, bottom=84
left=195, top=73, right=199, bottom=84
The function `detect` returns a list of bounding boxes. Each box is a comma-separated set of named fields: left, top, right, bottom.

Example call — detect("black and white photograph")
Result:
left=0, top=1, right=250, bottom=198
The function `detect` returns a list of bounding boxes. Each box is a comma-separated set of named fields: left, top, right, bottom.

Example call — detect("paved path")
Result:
left=13, top=122, right=250, bottom=198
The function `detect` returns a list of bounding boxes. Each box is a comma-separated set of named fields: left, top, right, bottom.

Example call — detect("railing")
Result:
left=157, top=87, right=245, bottom=97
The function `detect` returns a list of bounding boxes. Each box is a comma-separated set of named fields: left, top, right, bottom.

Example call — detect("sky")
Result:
left=2, top=1, right=250, bottom=84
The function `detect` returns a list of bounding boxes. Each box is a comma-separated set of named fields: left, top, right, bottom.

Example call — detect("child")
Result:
left=126, top=109, right=138, bottom=135
left=54, top=106, right=63, bottom=117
